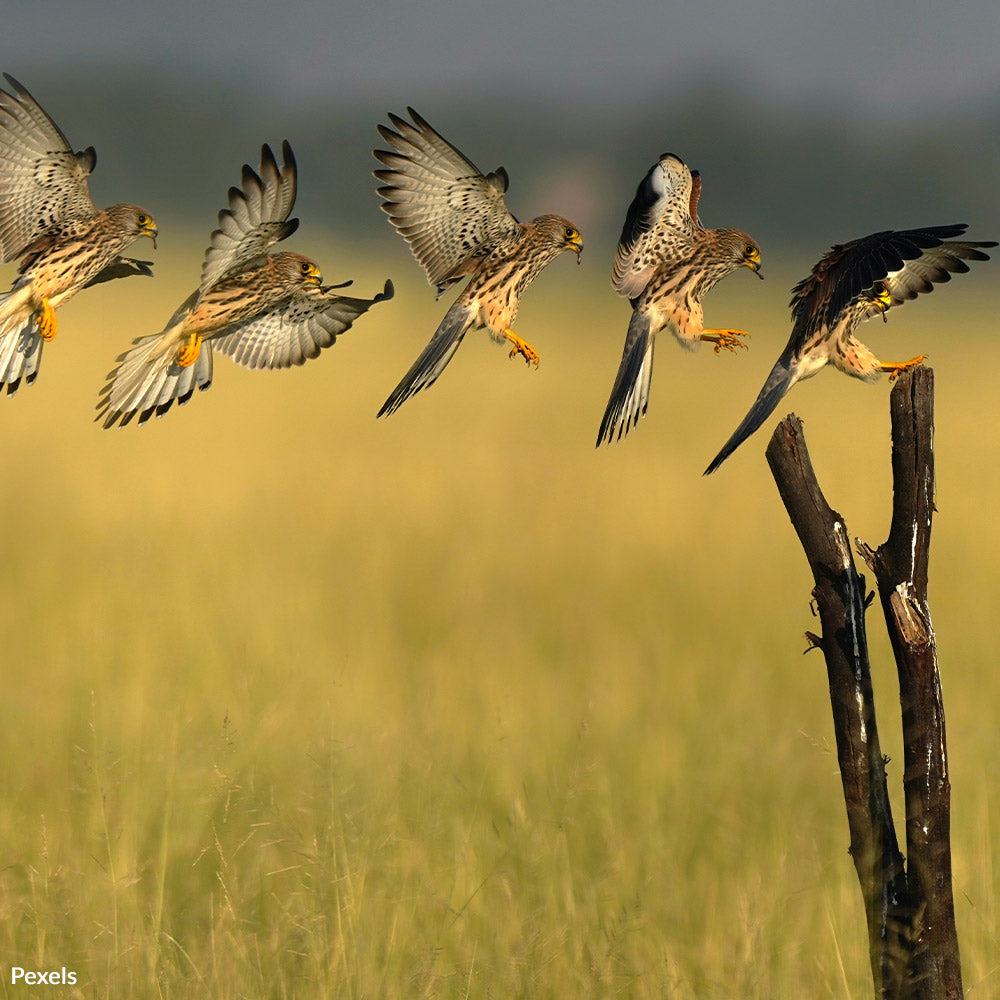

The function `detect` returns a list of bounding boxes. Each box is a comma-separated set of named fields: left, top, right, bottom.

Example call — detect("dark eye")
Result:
left=300, top=262, right=312, bottom=273
left=745, top=244, right=756, bottom=256
left=564, top=227, right=577, bottom=239
left=137, top=213, right=149, bottom=226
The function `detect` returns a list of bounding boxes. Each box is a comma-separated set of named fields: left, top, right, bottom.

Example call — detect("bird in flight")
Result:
left=97, top=141, right=392, bottom=427
left=373, top=108, right=582, bottom=417
left=704, top=224, right=996, bottom=474
left=0, top=74, right=157, bottom=394
left=597, top=153, right=761, bottom=446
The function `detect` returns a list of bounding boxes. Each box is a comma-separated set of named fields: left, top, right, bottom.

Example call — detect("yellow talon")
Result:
left=503, top=328, right=539, bottom=367
left=701, top=328, right=749, bottom=355
left=176, top=333, right=202, bottom=368
left=882, top=354, right=927, bottom=382
left=34, top=300, right=57, bottom=342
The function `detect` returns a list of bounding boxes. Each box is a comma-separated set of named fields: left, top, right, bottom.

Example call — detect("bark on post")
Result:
left=765, top=415, right=909, bottom=997
left=856, top=368, right=963, bottom=1000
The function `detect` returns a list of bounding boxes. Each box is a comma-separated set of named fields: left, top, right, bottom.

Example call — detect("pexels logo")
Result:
left=10, top=967, right=78, bottom=985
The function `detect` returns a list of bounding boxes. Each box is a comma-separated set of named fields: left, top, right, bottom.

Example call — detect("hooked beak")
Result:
left=567, top=233, right=583, bottom=260
left=143, top=222, right=158, bottom=250
left=306, top=271, right=323, bottom=287
left=873, top=286, right=891, bottom=322
left=747, top=259, right=763, bottom=279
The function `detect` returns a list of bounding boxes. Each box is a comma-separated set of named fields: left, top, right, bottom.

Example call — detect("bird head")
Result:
left=714, top=229, right=762, bottom=278
left=534, top=215, right=583, bottom=261
left=275, top=252, right=323, bottom=287
left=109, top=204, right=159, bottom=249
left=529, top=215, right=583, bottom=262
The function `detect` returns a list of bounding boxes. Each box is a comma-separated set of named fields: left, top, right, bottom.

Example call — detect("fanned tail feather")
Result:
left=596, top=310, right=654, bottom=446
left=0, top=286, right=42, bottom=395
left=97, top=328, right=214, bottom=428
left=377, top=300, right=472, bottom=417
left=704, top=357, right=796, bottom=474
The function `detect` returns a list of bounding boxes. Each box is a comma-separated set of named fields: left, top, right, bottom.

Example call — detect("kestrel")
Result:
left=97, top=141, right=392, bottom=427
left=0, top=74, right=157, bottom=393
left=704, top=224, right=996, bottom=474
left=596, top=153, right=762, bottom=446
left=373, top=108, right=583, bottom=417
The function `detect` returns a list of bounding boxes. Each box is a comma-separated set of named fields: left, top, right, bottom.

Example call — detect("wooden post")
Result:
left=765, top=413, right=910, bottom=996
left=765, top=369, right=962, bottom=999
left=856, top=368, right=963, bottom=1000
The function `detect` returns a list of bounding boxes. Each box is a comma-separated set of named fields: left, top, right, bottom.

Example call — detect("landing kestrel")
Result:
left=373, top=108, right=582, bottom=417
left=0, top=74, right=157, bottom=393
left=597, top=153, right=761, bottom=446
left=97, top=142, right=392, bottom=427
left=704, top=224, right=996, bottom=473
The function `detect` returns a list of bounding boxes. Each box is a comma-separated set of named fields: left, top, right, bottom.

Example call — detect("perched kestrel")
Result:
left=0, top=74, right=157, bottom=393
left=97, top=142, right=392, bottom=427
left=705, top=224, right=996, bottom=473
left=596, top=153, right=762, bottom=446
left=373, top=108, right=583, bottom=417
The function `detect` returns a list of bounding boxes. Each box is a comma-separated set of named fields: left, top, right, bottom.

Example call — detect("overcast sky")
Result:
left=5, top=0, right=999, bottom=117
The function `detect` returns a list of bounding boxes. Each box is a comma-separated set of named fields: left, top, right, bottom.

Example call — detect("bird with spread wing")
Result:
left=596, top=153, right=762, bottom=446
left=373, top=108, right=583, bottom=417
left=0, top=74, right=157, bottom=394
left=97, top=141, right=392, bottom=427
left=704, top=224, right=996, bottom=474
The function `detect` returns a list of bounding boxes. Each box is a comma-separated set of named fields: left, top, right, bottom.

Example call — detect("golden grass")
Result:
left=0, top=236, right=996, bottom=997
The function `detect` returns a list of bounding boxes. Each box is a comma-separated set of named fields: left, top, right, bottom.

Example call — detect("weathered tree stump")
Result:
left=765, top=369, right=961, bottom=1000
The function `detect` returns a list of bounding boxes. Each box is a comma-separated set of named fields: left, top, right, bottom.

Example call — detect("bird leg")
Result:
left=503, top=328, right=540, bottom=367
left=176, top=333, right=203, bottom=368
left=880, top=354, right=927, bottom=382
left=33, top=300, right=57, bottom=342
left=700, top=328, right=749, bottom=354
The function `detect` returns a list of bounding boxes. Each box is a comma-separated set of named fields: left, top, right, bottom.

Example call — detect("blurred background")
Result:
left=3, top=0, right=999, bottom=255
left=0, top=2, right=998, bottom=997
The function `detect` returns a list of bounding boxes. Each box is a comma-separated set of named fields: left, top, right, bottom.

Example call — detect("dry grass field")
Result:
left=0, top=234, right=996, bottom=998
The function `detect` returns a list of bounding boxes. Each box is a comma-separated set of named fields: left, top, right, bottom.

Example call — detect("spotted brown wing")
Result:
left=612, top=153, right=701, bottom=299
left=0, top=74, right=98, bottom=262
left=213, top=279, right=394, bottom=369
left=199, top=141, right=299, bottom=294
left=374, top=108, right=521, bottom=296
